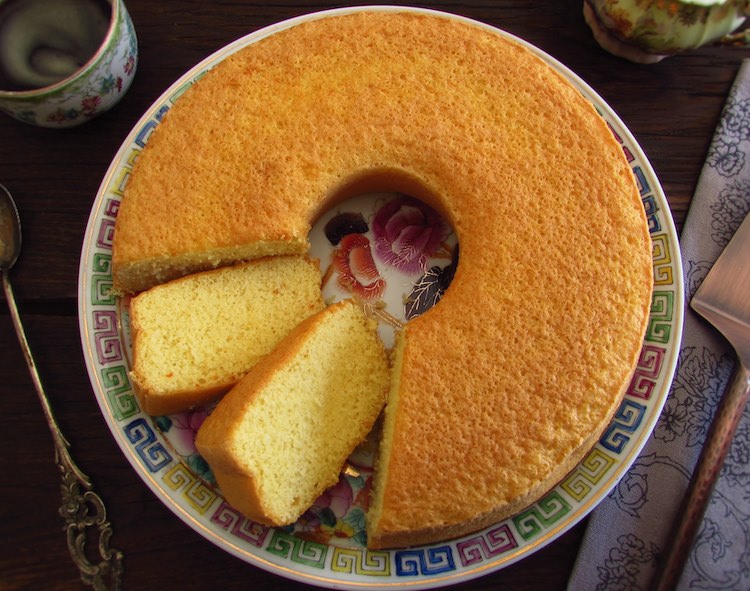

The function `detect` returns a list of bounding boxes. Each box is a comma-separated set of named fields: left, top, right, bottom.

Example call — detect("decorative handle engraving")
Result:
left=57, top=435, right=124, bottom=591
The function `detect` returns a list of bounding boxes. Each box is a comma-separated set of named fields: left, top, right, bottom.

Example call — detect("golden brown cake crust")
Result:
left=113, top=10, right=653, bottom=548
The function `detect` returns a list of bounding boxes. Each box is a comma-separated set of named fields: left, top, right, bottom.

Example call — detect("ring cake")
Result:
left=112, top=10, right=654, bottom=548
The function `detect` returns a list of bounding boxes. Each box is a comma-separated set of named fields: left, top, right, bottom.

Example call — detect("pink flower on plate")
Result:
left=316, top=477, right=355, bottom=519
left=333, top=233, right=386, bottom=299
left=372, top=196, right=447, bottom=274
left=297, top=476, right=357, bottom=537
left=167, top=408, right=209, bottom=457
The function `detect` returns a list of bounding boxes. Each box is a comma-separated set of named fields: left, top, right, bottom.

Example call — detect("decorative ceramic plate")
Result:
left=78, top=6, right=684, bottom=589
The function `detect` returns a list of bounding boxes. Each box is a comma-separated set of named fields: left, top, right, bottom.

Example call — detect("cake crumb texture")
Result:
left=129, top=256, right=325, bottom=416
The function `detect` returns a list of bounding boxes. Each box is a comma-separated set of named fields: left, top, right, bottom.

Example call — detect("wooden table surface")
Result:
left=1, top=1, right=747, bottom=589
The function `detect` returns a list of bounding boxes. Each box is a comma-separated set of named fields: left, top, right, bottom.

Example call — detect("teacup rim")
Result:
left=0, top=0, right=121, bottom=98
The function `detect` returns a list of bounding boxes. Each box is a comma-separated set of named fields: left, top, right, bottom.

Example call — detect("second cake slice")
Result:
left=195, top=299, right=390, bottom=526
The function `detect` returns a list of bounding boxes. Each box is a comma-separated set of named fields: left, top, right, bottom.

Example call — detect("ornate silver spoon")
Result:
left=0, top=183, right=123, bottom=590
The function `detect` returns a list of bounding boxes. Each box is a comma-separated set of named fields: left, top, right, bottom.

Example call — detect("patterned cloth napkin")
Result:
left=568, top=59, right=750, bottom=591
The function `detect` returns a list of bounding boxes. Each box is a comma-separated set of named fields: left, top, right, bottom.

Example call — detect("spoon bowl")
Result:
left=0, top=183, right=21, bottom=271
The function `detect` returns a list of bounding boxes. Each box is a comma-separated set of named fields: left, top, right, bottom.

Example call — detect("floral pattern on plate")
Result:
left=313, top=193, right=457, bottom=348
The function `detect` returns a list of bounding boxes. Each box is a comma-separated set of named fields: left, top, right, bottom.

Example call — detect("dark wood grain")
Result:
left=1, top=1, right=748, bottom=589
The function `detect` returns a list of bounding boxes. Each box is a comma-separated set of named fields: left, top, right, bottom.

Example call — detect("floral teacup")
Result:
left=584, top=0, right=749, bottom=63
left=0, top=0, right=138, bottom=127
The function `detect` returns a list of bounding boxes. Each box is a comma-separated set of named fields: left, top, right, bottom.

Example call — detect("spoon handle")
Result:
left=2, top=271, right=123, bottom=591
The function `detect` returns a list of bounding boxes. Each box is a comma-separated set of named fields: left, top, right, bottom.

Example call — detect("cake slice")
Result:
left=128, top=256, right=325, bottom=416
left=195, top=299, right=390, bottom=526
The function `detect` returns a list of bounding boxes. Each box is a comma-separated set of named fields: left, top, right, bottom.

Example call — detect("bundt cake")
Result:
left=112, top=9, right=653, bottom=548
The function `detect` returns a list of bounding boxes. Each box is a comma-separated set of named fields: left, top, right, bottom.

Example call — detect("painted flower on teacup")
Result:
left=584, top=0, right=749, bottom=63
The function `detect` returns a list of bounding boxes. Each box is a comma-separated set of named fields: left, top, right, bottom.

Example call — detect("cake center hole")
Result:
left=309, top=192, right=459, bottom=348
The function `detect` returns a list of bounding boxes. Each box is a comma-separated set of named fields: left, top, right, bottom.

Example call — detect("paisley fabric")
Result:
left=569, top=59, right=750, bottom=591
